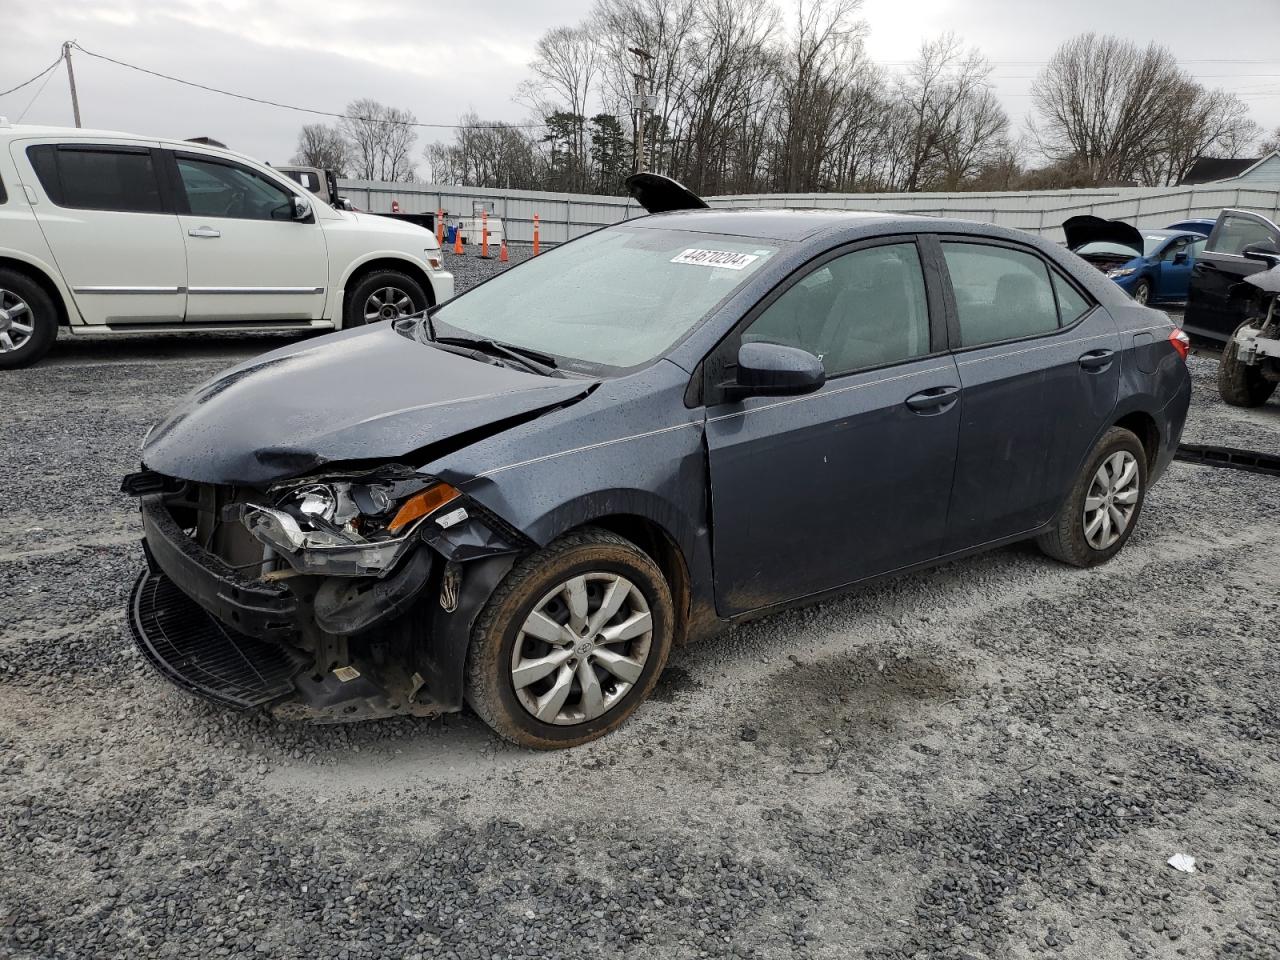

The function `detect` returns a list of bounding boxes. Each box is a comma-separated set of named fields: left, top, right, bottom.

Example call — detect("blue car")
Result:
left=1065, top=216, right=1207, bottom=305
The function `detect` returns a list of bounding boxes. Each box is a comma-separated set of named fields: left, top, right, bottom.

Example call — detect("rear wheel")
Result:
left=343, top=269, right=427, bottom=328
left=1038, top=427, right=1147, bottom=568
left=0, top=269, right=57, bottom=369
left=466, top=528, right=674, bottom=749
left=1218, top=321, right=1277, bottom=407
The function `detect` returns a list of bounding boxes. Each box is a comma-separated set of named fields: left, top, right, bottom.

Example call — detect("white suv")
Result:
left=0, top=122, right=453, bottom=368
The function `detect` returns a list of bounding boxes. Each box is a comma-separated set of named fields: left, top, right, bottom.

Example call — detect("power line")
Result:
left=16, top=59, right=60, bottom=122
left=0, top=53, right=64, bottom=99
left=68, top=42, right=548, bottom=131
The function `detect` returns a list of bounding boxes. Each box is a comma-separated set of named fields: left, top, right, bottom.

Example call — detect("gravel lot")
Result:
left=2, top=255, right=1278, bottom=960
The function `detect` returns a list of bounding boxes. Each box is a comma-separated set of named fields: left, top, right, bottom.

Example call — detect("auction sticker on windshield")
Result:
left=671, top=249, right=761, bottom=270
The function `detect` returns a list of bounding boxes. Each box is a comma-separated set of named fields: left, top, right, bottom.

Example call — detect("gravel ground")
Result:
left=1, top=268, right=1278, bottom=960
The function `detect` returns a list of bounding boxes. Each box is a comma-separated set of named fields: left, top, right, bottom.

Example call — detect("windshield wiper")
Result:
left=433, top=334, right=563, bottom=377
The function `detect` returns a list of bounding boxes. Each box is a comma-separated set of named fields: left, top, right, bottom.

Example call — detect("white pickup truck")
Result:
left=0, top=121, right=453, bottom=367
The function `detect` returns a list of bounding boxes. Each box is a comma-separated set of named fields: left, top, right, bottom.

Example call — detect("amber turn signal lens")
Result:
left=388, top=483, right=461, bottom=533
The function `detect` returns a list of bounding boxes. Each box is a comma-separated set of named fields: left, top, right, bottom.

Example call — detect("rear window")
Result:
left=26, top=144, right=165, bottom=214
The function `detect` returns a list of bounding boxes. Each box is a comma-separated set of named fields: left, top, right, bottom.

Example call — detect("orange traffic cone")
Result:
left=479, top=210, right=491, bottom=259
left=452, top=224, right=463, bottom=256
left=499, top=239, right=509, bottom=263
left=532, top=213, right=540, bottom=256
left=435, top=209, right=444, bottom=247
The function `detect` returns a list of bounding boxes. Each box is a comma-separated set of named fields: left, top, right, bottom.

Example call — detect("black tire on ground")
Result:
left=0, top=268, right=58, bottom=369
left=1037, top=426, right=1148, bottom=569
left=1131, top=279, right=1152, bottom=305
left=1218, top=321, right=1278, bottom=408
left=465, top=527, right=674, bottom=750
left=342, top=269, right=428, bottom=328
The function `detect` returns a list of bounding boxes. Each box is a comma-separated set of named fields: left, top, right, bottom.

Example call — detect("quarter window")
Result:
left=744, top=242, right=930, bottom=376
left=942, top=243, right=1060, bottom=347
left=26, top=145, right=165, bottom=214
left=175, top=156, right=296, bottom=221
left=1207, top=214, right=1278, bottom=256
left=1052, top=271, right=1091, bottom=325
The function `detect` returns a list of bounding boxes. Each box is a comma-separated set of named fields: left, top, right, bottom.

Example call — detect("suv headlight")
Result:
left=426, top=247, right=445, bottom=270
left=230, top=474, right=461, bottom=577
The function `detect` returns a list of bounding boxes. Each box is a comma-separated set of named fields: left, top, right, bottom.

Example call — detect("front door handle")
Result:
left=1078, top=349, right=1115, bottom=372
left=905, top=385, right=960, bottom=414
left=188, top=226, right=221, bottom=238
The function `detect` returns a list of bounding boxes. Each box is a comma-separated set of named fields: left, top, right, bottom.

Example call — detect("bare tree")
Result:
left=425, top=114, right=543, bottom=188
left=1261, top=126, right=1280, bottom=156
left=1143, top=84, right=1258, bottom=185
left=293, top=123, right=349, bottom=174
left=340, top=98, right=419, bottom=182
left=522, top=26, right=600, bottom=192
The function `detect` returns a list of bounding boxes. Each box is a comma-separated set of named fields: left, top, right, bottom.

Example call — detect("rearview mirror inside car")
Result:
left=1242, top=241, right=1280, bottom=266
left=729, top=341, right=826, bottom=399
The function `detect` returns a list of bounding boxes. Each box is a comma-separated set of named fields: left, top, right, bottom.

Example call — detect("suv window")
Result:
left=175, top=156, right=295, bottom=221
left=1207, top=214, right=1278, bottom=256
left=26, top=145, right=164, bottom=213
left=1052, top=271, right=1091, bottom=325
left=942, top=242, right=1060, bottom=347
left=744, top=242, right=930, bottom=376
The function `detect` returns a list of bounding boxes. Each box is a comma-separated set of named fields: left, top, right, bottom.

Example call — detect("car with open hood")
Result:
left=1064, top=215, right=1206, bottom=306
left=123, top=175, right=1192, bottom=749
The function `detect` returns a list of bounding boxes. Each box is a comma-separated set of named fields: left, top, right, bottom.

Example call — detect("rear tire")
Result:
left=0, top=269, right=57, bottom=369
left=343, top=269, right=428, bottom=328
left=1218, top=322, right=1277, bottom=407
left=1038, top=427, right=1148, bottom=568
left=465, top=528, right=674, bottom=749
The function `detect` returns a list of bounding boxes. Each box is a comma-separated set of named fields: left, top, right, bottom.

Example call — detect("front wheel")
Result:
left=466, top=528, right=674, bottom=749
left=343, top=269, right=428, bottom=328
left=1218, top=322, right=1277, bottom=407
left=1037, top=427, right=1148, bottom=568
left=1130, top=278, right=1152, bottom=306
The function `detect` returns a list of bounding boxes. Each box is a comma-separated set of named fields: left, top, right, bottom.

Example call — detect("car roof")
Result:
left=0, top=122, right=253, bottom=161
left=626, top=207, right=939, bottom=242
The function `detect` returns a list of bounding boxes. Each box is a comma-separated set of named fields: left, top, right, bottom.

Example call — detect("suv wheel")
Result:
left=344, top=269, right=428, bottom=328
left=1218, top=321, right=1278, bottom=407
left=466, top=528, right=674, bottom=749
left=0, top=269, right=57, bottom=369
left=1037, top=427, right=1148, bottom=568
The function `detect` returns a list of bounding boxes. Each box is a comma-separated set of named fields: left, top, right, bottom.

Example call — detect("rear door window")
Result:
left=26, top=144, right=165, bottom=213
left=1051, top=271, right=1092, bottom=324
left=942, top=242, right=1061, bottom=347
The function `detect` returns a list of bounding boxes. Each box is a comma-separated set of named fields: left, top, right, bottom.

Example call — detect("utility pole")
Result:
left=628, top=46, right=653, bottom=174
left=63, top=41, right=81, bottom=128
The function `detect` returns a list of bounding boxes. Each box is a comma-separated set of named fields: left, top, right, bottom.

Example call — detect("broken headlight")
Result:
left=232, top=473, right=462, bottom=577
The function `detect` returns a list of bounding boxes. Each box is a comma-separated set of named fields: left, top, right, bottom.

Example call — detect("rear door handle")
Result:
left=1078, top=349, right=1115, bottom=372
left=188, top=226, right=221, bottom=238
left=905, top=385, right=960, bottom=413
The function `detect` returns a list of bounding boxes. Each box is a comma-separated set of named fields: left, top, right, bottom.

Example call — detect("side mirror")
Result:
left=1243, top=241, right=1280, bottom=266
left=291, top=196, right=312, bottom=221
left=1172, top=252, right=1188, bottom=264
left=729, top=341, right=825, bottom=399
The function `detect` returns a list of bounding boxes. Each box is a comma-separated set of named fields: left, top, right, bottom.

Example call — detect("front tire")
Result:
left=0, top=269, right=57, bottom=369
left=1130, top=278, right=1152, bottom=306
left=1037, top=427, right=1148, bottom=568
left=343, top=269, right=428, bottom=328
left=466, top=528, right=674, bottom=749
left=1218, top=322, right=1277, bottom=407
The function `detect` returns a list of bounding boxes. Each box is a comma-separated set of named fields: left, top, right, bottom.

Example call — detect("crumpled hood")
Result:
left=1063, top=215, right=1145, bottom=256
left=142, top=324, right=594, bottom=486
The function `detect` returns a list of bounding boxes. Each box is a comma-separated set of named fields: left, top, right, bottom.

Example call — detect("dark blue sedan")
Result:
left=123, top=177, right=1193, bottom=748
left=1066, top=216, right=1207, bottom=305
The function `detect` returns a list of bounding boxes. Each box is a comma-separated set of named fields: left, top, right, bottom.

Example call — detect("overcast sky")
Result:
left=4, top=0, right=1280, bottom=178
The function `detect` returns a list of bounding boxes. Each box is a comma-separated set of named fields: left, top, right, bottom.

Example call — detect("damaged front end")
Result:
left=122, top=464, right=529, bottom=722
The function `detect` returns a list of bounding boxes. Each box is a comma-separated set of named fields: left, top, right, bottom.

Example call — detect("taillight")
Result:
left=1169, top=327, right=1190, bottom=361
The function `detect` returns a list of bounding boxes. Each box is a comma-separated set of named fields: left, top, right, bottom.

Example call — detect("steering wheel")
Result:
left=220, top=189, right=246, bottom=217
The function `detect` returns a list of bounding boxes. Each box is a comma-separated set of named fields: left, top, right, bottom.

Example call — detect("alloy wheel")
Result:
left=0, top=288, right=35, bottom=353
left=1132, top=282, right=1150, bottom=306
left=510, top=573, right=653, bottom=726
left=1083, top=450, right=1140, bottom=550
left=363, top=286, right=417, bottom=323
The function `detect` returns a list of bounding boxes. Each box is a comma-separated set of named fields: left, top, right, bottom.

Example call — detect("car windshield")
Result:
left=427, top=225, right=779, bottom=373
left=1077, top=236, right=1166, bottom=258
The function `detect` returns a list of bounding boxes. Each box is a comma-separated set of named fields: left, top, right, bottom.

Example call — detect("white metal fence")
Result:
left=338, top=178, right=1280, bottom=244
